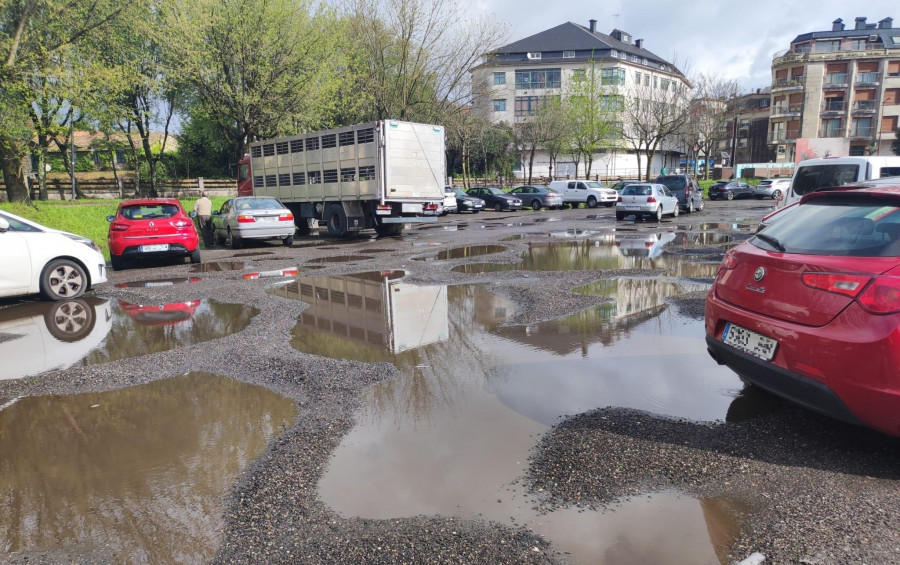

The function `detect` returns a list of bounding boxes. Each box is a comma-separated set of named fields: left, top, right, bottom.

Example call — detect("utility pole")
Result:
left=70, top=121, right=76, bottom=200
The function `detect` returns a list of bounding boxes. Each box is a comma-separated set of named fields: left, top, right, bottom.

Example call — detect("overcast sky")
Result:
left=470, top=0, right=899, bottom=91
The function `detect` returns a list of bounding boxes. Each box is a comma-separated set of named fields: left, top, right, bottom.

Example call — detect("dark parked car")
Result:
left=708, top=180, right=753, bottom=201
left=706, top=185, right=900, bottom=436
left=453, top=188, right=484, bottom=213
left=655, top=175, right=704, bottom=212
left=466, top=187, right=523, bottom=212
left=610, top=180, right=642, bottom=193
left=508, top=185, right=564, bottom=210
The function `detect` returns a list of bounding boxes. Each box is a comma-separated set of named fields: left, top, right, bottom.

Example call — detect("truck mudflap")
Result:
left=380, top=216, right=437, bottom=224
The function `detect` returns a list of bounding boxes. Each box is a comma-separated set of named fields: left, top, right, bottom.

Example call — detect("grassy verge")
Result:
left=1, top=197, right=229, bottom=260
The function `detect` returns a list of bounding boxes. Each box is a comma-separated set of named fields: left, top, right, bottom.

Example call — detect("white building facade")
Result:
left=476, top=20, right=691, bottom=180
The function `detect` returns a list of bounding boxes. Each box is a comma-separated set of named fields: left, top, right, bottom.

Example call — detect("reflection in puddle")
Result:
left=190, top=261, right=245, bottom=272
left=532, top=217, right=563, bottom=223
left=114, top=277, right=201, bottom=288
left=501, top=235, right=523, bottom=241
left=671, top=232, right=734, bottom=246
left=0, top=373, right=296, bottom=562
left=549, top=229, right=600, bottom=238
left=676, top=223, right=752, bottom=231
left=232, top=251, right=275, bottom=258
left=308, top=255, right=374, bottom=263
left=301, top=274, right=746, bottom=563
left=413, top=245, right=506, bottom=262
left=0, top=299, right=257, bottom=380
left=242, top=267, right=299, bottom=280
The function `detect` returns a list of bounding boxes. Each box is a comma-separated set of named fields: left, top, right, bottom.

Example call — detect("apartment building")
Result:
left=770, top=16, right=900, bottom=163
left=726, top=89, right=776, bottom=165
left=475, top=20, right=689, bottom=179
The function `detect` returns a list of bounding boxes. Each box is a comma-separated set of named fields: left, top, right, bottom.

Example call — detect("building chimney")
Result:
left=855, top=17, right=867, bottom=30
left=832, top=18, right=844, bottom=32
left=880, top=17, right=893, bottom=29
left=589, top=19, right=596, bottom=33
left=635, top=38, right=643, bottom=49
left=756, top=88, right=761, bottom=94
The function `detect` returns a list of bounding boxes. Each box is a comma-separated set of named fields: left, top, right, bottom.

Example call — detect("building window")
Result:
left=794, top=42, right=811, bottom=54
left=514, top=95, right=559, bottom=117
left=821, top=118, right=842, bottom=137
left=653, top=76, right=658, bottom=88
left=631, top=55, right=639, bottom=62
left=515, top=68, right=561, bottom=89
left=850, top=38, right=867, bottom=51
left=527, top=52, right=542, bottom=60
left=493, top=99, right=506, bottom=112
left=642, top=58, right=648, bottom=65
left=851, top=117, right=873, bottom=137
left=600, top=95, right=624, bottom=111
left=849, top=145, right=866, bottom=156
left=573, top=69, right=586, bottom=81
left=660, top=78, right=670, bottom=90
left=610, top=49, right=618, bottom=58
left=816, top=40, right=841, bottom=53
left=634, top=71, right=641, bottom=83
left=493, top=72, right=506, bottom=85
left=620, top=52, right=627, bottom=60
left=563, top=50, right=575, bottom=58
left=600, top=68, right=626, bottom=86
left=644, top=74, right=650, bottom=86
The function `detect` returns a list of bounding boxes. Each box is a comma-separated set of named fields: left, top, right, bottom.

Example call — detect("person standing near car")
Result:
left=193, top=191, right=213, bottom=247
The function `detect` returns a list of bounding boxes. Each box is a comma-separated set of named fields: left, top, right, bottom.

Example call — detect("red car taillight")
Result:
left=720, top=251, right=739, bottom=270
left=801, top=273, right=870, bottom=298
left=173, top=219, right=192, bottom=228
left=857, top=276, right=900, bottom=314
left=646, top=196, right=657, bottom=203
left=237, top=215, right=256, bottom=223
left=424, top=203, right=438, bottom=211
left=279, top=213, right=294, bottom=221
left=616, top=196, right=622, bottom=203
left=110, top=222, right=129, bottom=231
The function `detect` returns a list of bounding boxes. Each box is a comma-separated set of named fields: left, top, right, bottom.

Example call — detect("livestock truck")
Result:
left=237, top=120, right=445, bottom=237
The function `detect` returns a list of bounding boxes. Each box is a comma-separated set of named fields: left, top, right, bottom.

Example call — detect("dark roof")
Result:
left=492, top=21, right=683, bottom=76
left=791, top=18, right=900, bottom=49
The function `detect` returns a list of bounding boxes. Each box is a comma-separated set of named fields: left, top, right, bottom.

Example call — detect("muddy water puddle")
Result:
left=308, top=255, right=374, bottom=263
left=413, top=244, right=507, bottom=262
left=114, top=277, right=201, bottom=288
left=0, top=372, right=296, bottom=562
left=190, top=261, right=245, bottom=272
left=232, top=251, right=275, bottom=258
left=0, top=299, right=257, bottom=380
left=451, top=237, right=719, bottom=277
left=272, top=271, right=751, bottom=562
left=549, top=228, right=600, bottom=238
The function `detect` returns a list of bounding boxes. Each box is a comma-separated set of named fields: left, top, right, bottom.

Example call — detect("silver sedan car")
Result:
left=615, top=183, right=680, bottom=221
left=211, top=197, right=296, bottom=248
left=508, top=185, right=564, bottom=210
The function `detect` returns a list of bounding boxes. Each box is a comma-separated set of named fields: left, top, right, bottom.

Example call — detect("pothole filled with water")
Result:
left=307, top=255, right=374, bottom=263
left=190, top=261, right=245, bottom=272
left=0, top=299, right=258, bottom=380
left=115, top=277, right=202, bottom=288
left=413, top=245, right=507, bottom=262
left=549, top=229, right=600, bottom=238
left=0, top=372, right=296, bottom=562
left=271, top=270, right=753, bottom=563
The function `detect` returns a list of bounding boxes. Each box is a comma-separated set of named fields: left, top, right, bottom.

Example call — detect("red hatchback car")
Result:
left=107, top=199, right=200, bottom=270
left=706, top=186, right=900, bottom=436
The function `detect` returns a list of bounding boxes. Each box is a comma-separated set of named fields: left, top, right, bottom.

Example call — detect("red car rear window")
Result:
left=121, top=204, right=180, bottom=220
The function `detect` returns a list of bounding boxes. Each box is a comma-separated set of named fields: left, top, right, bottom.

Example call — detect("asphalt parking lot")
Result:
left=1, top=198, right=899, bottom=565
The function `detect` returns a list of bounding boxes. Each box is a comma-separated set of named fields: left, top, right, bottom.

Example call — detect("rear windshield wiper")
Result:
left=755, top=233, right=785, bottom=252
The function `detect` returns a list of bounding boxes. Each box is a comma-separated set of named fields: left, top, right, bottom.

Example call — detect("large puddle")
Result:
left=0, top=372, right=296, bottom=562
left=413, top=244, right=507, bottom=262
left=0, top=299, right=258, bottom=380
left=451, top=237, right=720, bottom=278
left=272, top=271, right=751, bottom=563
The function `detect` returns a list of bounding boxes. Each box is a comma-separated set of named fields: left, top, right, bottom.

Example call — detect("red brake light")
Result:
left=111, top=222, right=129, bottom=231
left=279, top=213, right=294, bottom=221
left=720, top=251, right=739, bottom=270
left=424, top=203, right=438, bottom=211
left=801, top=272, right=871, bottom=298
left=617, top=196, right=622, bottom=203
left=237, top=215, right=255, bottom=223
left=857, top=276, right=900, bottom=314
left=647, top=196, right=656, bottom=203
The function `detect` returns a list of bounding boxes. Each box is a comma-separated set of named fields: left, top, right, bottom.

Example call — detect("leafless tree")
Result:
left=684, top=74, right=740, bottom=179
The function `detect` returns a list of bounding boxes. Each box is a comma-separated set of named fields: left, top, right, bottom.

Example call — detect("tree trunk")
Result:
left=0, top=134, right=30, bottom=204
left=527, top=147, right=535, bottom=184
left=634, top=150, right=643, bottom=181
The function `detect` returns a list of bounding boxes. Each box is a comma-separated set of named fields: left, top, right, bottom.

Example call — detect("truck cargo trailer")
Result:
left=238, top=120, right=445, bottom=237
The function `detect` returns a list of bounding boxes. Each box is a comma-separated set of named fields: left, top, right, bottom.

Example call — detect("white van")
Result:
left=548, top=180, right=618, bottom=208
left=780, top=156, right=900, bottom=208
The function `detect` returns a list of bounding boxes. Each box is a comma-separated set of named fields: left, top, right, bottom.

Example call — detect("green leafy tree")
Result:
left=174, top=104, right=239, bottom=179
left=0, top=0, right=126, bottom=203
left=564, top=63, right=623, bottom=179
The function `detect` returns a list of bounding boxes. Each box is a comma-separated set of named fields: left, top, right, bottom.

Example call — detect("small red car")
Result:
left=706, top=185, right=900, bottom=436
left=107, top=199, right=200, bottom=270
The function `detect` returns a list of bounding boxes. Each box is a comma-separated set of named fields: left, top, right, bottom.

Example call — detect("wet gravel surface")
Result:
left=3, top=198, right=899, bottom=564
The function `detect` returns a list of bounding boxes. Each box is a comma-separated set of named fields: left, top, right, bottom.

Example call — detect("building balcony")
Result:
left=820, top=100, right=845, bottom=114
left=823, top=73, right=848, bottom=88
left=856, top=73, right=880, bottom=87
left=772, top=76, right=805, bottom=91
left=769, top=129, right=799, bottom=143
left=849, top=126, right=876, bottom=139
left=771, top=103, right=802, bottom=117
left=852, top=100, right=877, bottom=113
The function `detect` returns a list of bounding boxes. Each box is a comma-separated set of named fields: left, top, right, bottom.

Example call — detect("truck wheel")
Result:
left=325, top=204, right=348, bottom=237
left=375, top=223, right=403, bottom=237
left=586, top=196, right=598, bottom=208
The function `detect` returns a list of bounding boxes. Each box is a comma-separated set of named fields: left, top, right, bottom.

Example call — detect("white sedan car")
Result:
left=0, top=210, right=107, bottom=300
left=615, top=183, right=680, bottom=222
